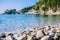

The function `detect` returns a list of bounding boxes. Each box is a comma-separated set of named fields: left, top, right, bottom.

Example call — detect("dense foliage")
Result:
left=3, top=9, right=20, bottom=14
left=20, top=6, right=33, bottom=13
left=3, top=6, right=33, bottom=14
left=33, top=0, right=60, bottom=11
left=3, top=0, right=60, bottom=14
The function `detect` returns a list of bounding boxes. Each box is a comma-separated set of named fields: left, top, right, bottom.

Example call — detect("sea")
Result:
left=0, top=14, right=60, bottom=32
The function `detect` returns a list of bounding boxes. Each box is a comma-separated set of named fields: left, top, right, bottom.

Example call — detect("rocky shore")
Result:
left=27, top=9, right=60, bottom=15
left=0, top=26, right=60, bottom=40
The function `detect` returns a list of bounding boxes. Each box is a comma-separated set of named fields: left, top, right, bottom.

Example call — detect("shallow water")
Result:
left=0, top=14, right=60, bottom=32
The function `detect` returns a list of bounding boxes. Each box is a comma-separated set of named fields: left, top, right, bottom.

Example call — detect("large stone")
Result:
left=41, top=36, right=50, bottom=40
left=36, top=30, right=44, bottom=39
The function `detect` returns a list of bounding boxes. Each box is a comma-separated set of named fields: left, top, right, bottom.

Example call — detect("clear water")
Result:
left=0, top=14, right=60, bottom=32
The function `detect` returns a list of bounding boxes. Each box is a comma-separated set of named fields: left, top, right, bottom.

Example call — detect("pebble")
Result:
left=0, top=26, right=60, bottom=40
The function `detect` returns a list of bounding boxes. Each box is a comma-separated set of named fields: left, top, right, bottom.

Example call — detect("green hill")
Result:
left=3, top=0, right=60, bottom=14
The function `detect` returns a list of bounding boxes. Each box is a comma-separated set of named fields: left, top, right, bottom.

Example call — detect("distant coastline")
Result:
left=2, top=0, right=60, bottom=15
left=26, top=9, right=60, bottom=15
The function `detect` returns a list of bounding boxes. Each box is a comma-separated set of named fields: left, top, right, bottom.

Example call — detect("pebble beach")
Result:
left=0, top=26, right=60, bottom=40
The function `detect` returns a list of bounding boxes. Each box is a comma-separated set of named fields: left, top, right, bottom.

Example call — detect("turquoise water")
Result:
left=0, top=14, right=60, bottom=32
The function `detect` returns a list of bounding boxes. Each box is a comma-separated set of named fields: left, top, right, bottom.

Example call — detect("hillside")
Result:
left=3, top=0, right=60, bottom=15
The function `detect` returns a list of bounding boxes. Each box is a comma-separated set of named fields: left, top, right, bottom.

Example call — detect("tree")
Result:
left=3, top=9, right=19, bottom=14
left=20, top=6, right=33, bottom=13
left=33, top=0, right=60, bottom=13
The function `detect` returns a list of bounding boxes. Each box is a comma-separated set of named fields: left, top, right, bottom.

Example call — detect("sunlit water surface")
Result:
left=0, top=14, right=60, bottom=32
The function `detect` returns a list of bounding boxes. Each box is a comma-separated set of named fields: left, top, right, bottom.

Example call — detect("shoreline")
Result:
left=27, top=9, right=60, bottom=16
left=0, top=26, right=60, bottom=40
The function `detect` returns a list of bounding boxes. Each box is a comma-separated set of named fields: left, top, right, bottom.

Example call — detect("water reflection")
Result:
left=40, top=15, right=60, bottom=26
left=0, top=14, right=60, bottom=32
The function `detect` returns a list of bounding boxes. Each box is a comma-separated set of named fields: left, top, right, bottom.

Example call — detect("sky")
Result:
left=0, top=0, right=38, bottom=13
